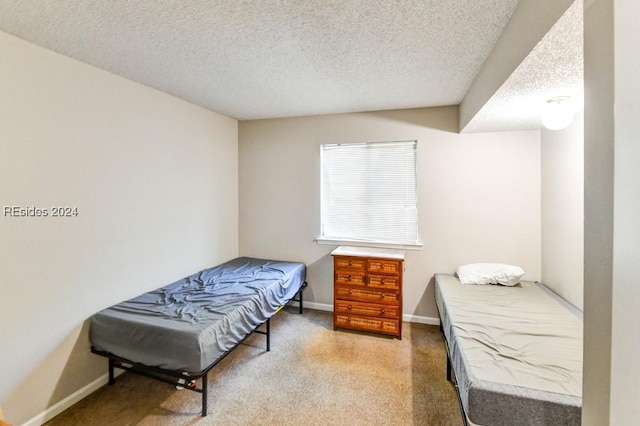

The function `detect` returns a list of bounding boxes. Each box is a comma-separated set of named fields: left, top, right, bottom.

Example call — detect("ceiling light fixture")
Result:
left=541, top=96, right=574, bottom=130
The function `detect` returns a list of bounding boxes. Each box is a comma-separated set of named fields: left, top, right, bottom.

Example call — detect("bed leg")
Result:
left=446, top=355, right=452, bottom=382
left=299, top=288, right=304, bottom=314
left=266, top=318, right=271, bottom=351
left=202, top=373, right=208, bottom=417
left=108, top=359, right=115, bottom=385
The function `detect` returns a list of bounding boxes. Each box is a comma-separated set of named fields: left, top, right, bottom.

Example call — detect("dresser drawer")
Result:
left=334, top=256, right=366, bottom=271
left=335, top=285, right=399, bottom=305
left=335, top=300, right=400, bottom=319
left=335, top=313, right=400, bottom=336
left=367, top=259, right=401, bottom=275
left=367, top=274, right=400, bottom=290
left=335, top=271, right=365, bottom=286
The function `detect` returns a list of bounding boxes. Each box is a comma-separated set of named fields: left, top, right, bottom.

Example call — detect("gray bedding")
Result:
left=90, top=257, right=306, bottom=372
left=434, top=274, right=582, bottom=426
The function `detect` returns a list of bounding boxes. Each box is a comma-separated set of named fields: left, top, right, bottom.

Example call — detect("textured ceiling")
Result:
left=464, top=1, right=583, bottom=133
left=0, top=0, right=521, bottom=122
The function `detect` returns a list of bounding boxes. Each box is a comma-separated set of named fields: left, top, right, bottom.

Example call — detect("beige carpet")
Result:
left=45, top=309, right=462, bottom=425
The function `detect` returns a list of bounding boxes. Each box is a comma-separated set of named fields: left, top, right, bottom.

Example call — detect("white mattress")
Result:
left=435, top=273, right=582, bottom=425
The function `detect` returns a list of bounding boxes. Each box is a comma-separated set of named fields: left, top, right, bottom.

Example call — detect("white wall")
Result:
left=239, top=107, right=541, bottom=321
left=610, top=0, right=640, bottom=419
left=541, top=113, right=584, bottom=310
left=583, top=0, right=614, bottom=423
left=583, top=0, right=640, bottom=422
left=0, top=31, right=238, bottom=425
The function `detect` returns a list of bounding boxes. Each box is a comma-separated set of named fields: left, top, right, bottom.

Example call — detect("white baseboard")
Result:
left=21, top=371, right=123, bottom=426
left=402, top=314, right=440, bottom=326
left=291, top=301, right=440, bottom=325
left=289, top=300, right=333, bottom=312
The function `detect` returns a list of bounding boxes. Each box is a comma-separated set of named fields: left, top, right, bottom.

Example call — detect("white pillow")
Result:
left=456, top=263, right=525, bottom=286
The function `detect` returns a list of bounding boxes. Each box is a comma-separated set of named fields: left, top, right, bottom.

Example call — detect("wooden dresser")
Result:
left=331, top=246, right=405, bottom=339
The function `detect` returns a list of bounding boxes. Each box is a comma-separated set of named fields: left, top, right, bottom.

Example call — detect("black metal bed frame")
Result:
left=439, top=316, right=469, bottom=426
left=91, top=281, right=307, bottom=417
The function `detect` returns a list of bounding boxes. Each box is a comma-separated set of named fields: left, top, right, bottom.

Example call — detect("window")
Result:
left=320, top=140, right=419, bottom=248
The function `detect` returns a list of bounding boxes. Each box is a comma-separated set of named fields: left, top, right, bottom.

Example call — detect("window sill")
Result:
left=316, top=238, right=423, bottom=251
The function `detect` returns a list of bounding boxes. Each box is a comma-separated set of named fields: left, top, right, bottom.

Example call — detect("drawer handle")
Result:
left=347, top=305, right=352, bottom=310
left=380, top=309, right=385, bottom=314
left=344, top=275, right=351, bottom=281
left=380, top=279, right=386, bottom=285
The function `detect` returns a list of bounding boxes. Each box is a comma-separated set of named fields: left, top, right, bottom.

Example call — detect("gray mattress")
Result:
left=90, top=257, right=306, bottom=373
left=434, top=274, right=582, bottom=426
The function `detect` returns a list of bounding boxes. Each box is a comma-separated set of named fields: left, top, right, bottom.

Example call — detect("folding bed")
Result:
left=90, top=256, right=307, bottom=416
left=435, top=271, right=582, bottom=425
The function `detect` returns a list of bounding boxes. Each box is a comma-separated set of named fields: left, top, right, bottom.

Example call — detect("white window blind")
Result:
left=320, top=140, right=418, bottom=246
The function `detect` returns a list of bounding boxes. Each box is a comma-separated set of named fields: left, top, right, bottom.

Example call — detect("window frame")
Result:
left=317, top=140, right=422, bottom=250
